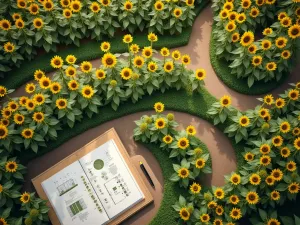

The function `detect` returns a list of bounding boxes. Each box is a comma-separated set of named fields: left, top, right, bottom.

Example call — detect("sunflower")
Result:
left=258, top=108, right=269, bottom=118
left=229, top=195, right=240, bottom=205
left=60, top=0, right=70, bottom=7
left=63, top=8, right=72, bottom=18
left=286, top=161, right=297, bottom=172
left=70, top=0, right=81, bottom=12
left=200, top=214, right=210, bottom=223
left=226, top=21, right=236, bottom=32
left=17, top=0, right=27, bottom=8
left=1, top=108, right=11, bottom=119
left=231, top=32, right=240, bottom=42
left=124, top=0, right=133, bottom=11
left=133, top=56, right=144, bottom=68
left=239, top=115, right=250, bottom=127
left=154, top=102, right=164, bottom=113
left=25, top=100, right=36, bottom=111
left=67, top=80, right=79, bottom=91
left=241, top=0, right=251, bottom=9
left=275, top=37, right=288, bottom=49
left=280, top=17, right=292, bottom=28
left=32, top=93, right=45, bottom=105
left=219, top=9, right=229, bottom=19
left=265, top=175, right=275, bottom=186
left=228, top=11, right=237, bottom=20
left=195, top=69, right=206, bottom=80
left=186, top=0, right=195, bottom=6
left=6, top=161, right=18, bottom=173
left=39, top=76, right=51, bottom=89
left=147, top=33, right=158, bottom=44
left=264, top=94, right=273, bottom=105
left=275, top=98, right=285, bottom=108
left=55, top=98, right=67, bottom=109
left=43, top=0, right=54, bottom=11
left=249, top=173, right=261, bottom=185
left=29, top=3, right=39, bottom=15
left=95, top=69, right=106, bottom=80
left=0, top=218, right=7, bottom=225
left=65, top=66, right=76, bottom=77
left=8, top=101, right=18, bottom=112
left=80, top=61, right=92, bottom=73
left=178, top=168, right=189, bottom=178
left=15, top=18, right=25, bottom=29
left=179, top=208, right=190, bottom=221
left=297, top=82, right=300, bottom=89
left=250, top=7, right=259, bottom=17
left=172, top=50, right=181, bottom=60
left=271, top=168, right=283, bottom=181
left=280, top=121, right=290, bottom=133
left=279, top=147, right=290, bottom=158
left=261, top=40, right=272, bottom=50
left=100, top=0, right=110, bottom=6
left=0, top=118, right=9, bottom=127
left=81, top=85, right=94, bottom=99
left=130, top=44, right=140, bottom=54
left=173, top=8, right=182, bottom=18
left=182, top=55, right=191, bottom=65
left=34, top=70, right=45, bottom=81
left=281, top=50, right=291, bottom=60
left=246, top=191, right=259, bottom=204
left=20, top=192, right=30, bottom=203
left=163, top=135, right=173, bottom=144
left=33, top=112, right=44, bottom=123
left=296, top=7, right=300, bottom=17
left=294, top=137, right=300, bottom=150
left=21, top=128, right=34, bottom=139
left=0, top=125, right=8, bottom=139
left=148, top=61, right=158, bottom=72
left=164, top=61, right=174, bottom=73
left=142, top=46, right=153, bottom=58
left=293, top=128, right=300, bottom=136
left=100, top=42, right=110, bottom=52
left=0, top=86, right=7, bottom=97
left=248, top=44, right=257, bottom=54
left=230, top=173, right=241, bottom=185
left=265, top=0, right=275, bottom=4
left=288, top=182, right=300, bottom=194
left=263, top=28, right=273, bottom=35
left=208, top=201, right=217, bottom=209
left=278, top=12, right=287, bottom=20
left=12, top=13, right=21, bottom=21
left=190, top=182, right=201, bottom=194
left=66, top=55, right=76, bottom=64
left=50, top=55, right=63, bottom=69
left=195, top=158, right=205, bottom=169
left=0, top=19, right=11, bottom=30
left=213, top=219, right=223, bottom=225
left=288, top=89, right=299, bottom=100
left=154, top=118, right=165, bottom=129
left=215, top=205, right=224, bottom=216
left=154, top=1, right=164, bottom=11
left=177, top=137, right=189, bottom=150
left=33, top=17, right=43, bottom=29
left=102, top=53, right=117, bottom=68
left=160, top=47, right=170, bottom=57
left=236, top=13, right=246, bottom=23
left=219, top=95, right=231, bottom=107
left=3, top=42, right=14, bottom=53
left=230, top=208, right=242, bottom=220
left=123, top=34, right=133, bottom=44
left=260, top=155, right=271, bottom=166
left=50, top=82, right=62, bottom=94
left=214, top=188, right=225, bottom=199
left=184, top=126, right=196, bottom=136
left=19, top=96, right=28, bottom=106
left=240, top=31, right=254, bottom=47
left=90, top=2, right=101, bottom=13
left=223, top=2, right=234, bottom=11
left=244, top=152, right=254, bottom=161
left=272, top=135, right=283, bottom=147
left=120, top=67, right=132, bottom=80
left=267, top=219, right=280, bottom=225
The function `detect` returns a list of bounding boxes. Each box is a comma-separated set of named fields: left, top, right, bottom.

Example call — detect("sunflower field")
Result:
left=211, top=0, right=300, bottom=87
left=0, top=34, right=208, bottom=225
left=0, top=0, right=202, bottom=78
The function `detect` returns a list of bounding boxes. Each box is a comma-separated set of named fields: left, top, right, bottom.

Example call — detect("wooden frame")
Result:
left=32, top=128, right=153, bottom=225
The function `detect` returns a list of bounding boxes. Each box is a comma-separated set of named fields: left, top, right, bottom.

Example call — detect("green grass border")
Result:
left=0, top=1, right=209, bottom=90
left=209, top=25, right=292, bottom=96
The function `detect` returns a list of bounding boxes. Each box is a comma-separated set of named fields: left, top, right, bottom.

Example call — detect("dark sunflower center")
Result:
left=181, top=170, right=187, bottom=175
left=36, top=114, right=42, bottom=120
left=180, top=140, right=186, bottom=146
left=252, top=177, right=258, bottom=182
left=9, top=164, right=15, bottom=169
left=126, top=4, right=131, bottom=9
left=182, top=211, right=188, bottom=217
left=71, top=83, right=77, bottom=88
left=36, top=21, right=41, bottom=26
left=43, top=81, right=49, bottom=86
left=244, top=36, right=250, bottom=43
left=291, top=185, right=296, bottom=190
left=0, top=129, right=5, bottom=136
left=85, top=90, right=91, bottom=95
left=17, top=116, right=23, bottom=121
left=291, top=92, right=296, bottom=98
left=32, top=6, right=38, bottom=12
left=233, top=177, right=238, bottom=182
left=73, top=3, right=79, bottom=9
left=273, top=172, right=279, bottom=178
left=241, top=118, right=247, bottom=124
left=53, top=85, right=59, bottom=91
left=25, top=130, right=31, bottom=136
left=233, top=211, right=238, bottom=216
left=249, top=194, right=255, bottom=200
left=282, top=124, right=287, bottom=130
left=45, top=2, right=52, bottom=8
left=166, top=65, right=171, bottom=70
left=106, top=58, right=113, bottom=65
left=262, top=158, right=268, bottom=163
left=59, top=101, right=66, bottom=106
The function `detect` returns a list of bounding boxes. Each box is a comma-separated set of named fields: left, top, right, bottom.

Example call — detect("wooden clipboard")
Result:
left=32, top=128, right=153, bottom=225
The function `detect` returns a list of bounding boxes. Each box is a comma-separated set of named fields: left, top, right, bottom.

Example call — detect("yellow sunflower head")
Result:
left=21, top=128, right=34, bottom=139
left=230, top=173, right=241, bottom=185
left=220, top=95, right=231, bottom=107
left=154, top=1, right=164, bottom=11
left=275, top=37, right=287, bottom=49
left=20, top=192, right=31, bottom=203
left=280, top=121, right=291, bottom=133
left=272, top=135, right=283, bottom=147
left=173, top=8, right=182, bottom=18
left=123, top=34, right=133, bottom=44
left=50, top=82, right=62, bottom=94
left=19, top=96, right=28, bottom=106
left=293, top=127, right=300, bottom=136
left=70, top=0, right=82, bottom=12
left=148, top=32, right=158, bottom=42
left=95, top=69, right=106, bottom=80
left=250, top=7, right=260, bottom=17
left=230, top=207, right=242, bottom=220
left=155, top=118, right=166, bottom=129
left=246, top=191, right=259, bottom=204
left=214, top=188, right=225, bottom=199
left=142, top=46, right=153, bottom=58
left=100, top=0, right=111, bottom=6
left=263, top=94, right=274, bottom=105
left=66, top=55, right=77, bottom=64
left=259, top=143, right=271, bottom=154
left=154, top=102, right=164, bottom=113
left=240, top=31, right=255, bottom=47
left=236, top=13, right=246, bottom=23
left=200, top=214, right=210, bottom=223
left=17, top=0, right=27, bottom=8
left=34, top=69, right=45, bottom=81
left=39, top=76, right=51, bottom=89
left=229, top=195, right=240, bottom=205
left=260, top=155, right=271, bottom=166
left=1, top=107, right=12, bottom=119
left=228, top=11, right=237, bottom=21
left=160, top=47, right=170, bottom=57
left=181, top=54, right=191, bottom=65
left=33, top=93, right=45, bottom=105
left=195, top=158, right=205, bottom=169
left=215, top=205, right=224, bottom=216
left=15, top=18, right=25, bottom=29
left=265, top=175, right=275, bottom=186
left=6, top=161, right=18, bottom=172
left=186, top=0, right=195, bottom=7
left=12, top=13, right=21, bottom=21
left=286, top=161, right=297, bottom=172
left=248, top=44, right=257, bottom=54
left=219, top=9, right=229, bottom=19
left=65, top=66, right=77, bottom=77
left=263, top=28, right=273, bottom=36
left=0, top=19, right=11, bottom=31
left=226, top=21, right=237, bottom=32
left=56, top=98, right=68, bottom=109
left=8, top=101, right=19, bottom=112
left=43, top=0, right=54, bottom=11
left=294, top=137, right=300, bottom=150
left=280, top=16, right=292, bottom=28
left=223, top=2, right=234, bottom=11
left=178, top=168, right=189, bottom=179
left=133, top=56, right=145, bottom=68
left=190, top=182, right=201, bottom=194
left=3, top=42, right=15, bottom=53
left=186, top=125, right=196, bottom=136
left=271, top=168, right=283, bottom=181
left=148, top=61, right=158, bottom=72
left=80, top=61, right=92, bottom=73
left=172, top=50, right=181, bottom=60
left=288, top=182, right=300, bottom=194
left=281, top=50, right=291, bottom=60
left=63, top=8, right=73, bottom=18
left=124, top=0, right=133, bottom=11
left=33, top=112, right=45, bottom=123
left=120, top=67, right=132, bottom=80
left=68, top=80, right=79, bottom=90
left=288, top=89, right=299, bottom=100
left=231, top=32, right=240, bottom=42
left=249, top=173, right=261, bottom=185
left=81, top=85, right=94, bottom=99
left=90, top=2, right=101, bottom=13
left=60, top=0, right=70, bottom=7
left=241, top=0, right=251, bottom=9
left=239, top=115, right=250, bottom=127
left=261, top=39, right=272, bottom=50
left=29, top=3, right=39, bottom=15
left=0, top=125, right=8, bottom=139
left=130, top=44, right=140, bottom=54
left=179, top=207, right=190, bottom=221
left=100, top=41, right=110, bottom=52
left=177, top=137, right=189, bottom=150
left=25, top=100, right=36, bottom=111
left=102, top=53, right=117, bottom=68
left=50, top=55, right=63, bottom=69
left=164, top=61, right=174, bottom=73
left=163, top=135, right=173, bottom=144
